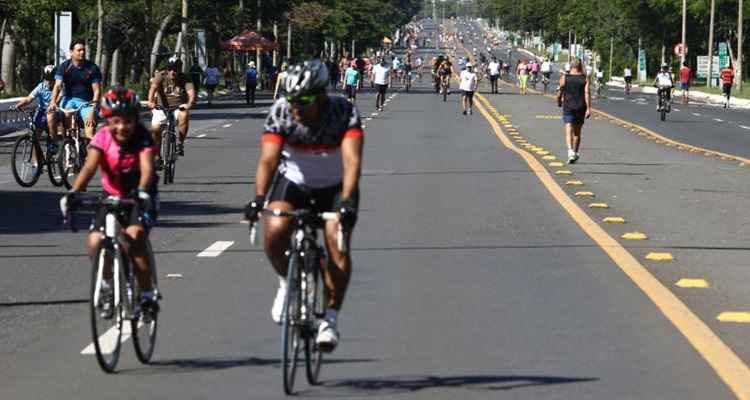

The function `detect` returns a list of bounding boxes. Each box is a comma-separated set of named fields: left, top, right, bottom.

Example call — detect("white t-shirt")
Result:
left=372, top=64, right=390, bottom=85
left=596, top=70, right=604, bottom=79
left=488, top=62, right=500, bottom=76
left=624, top=68, right=633, bottom=78
left=541, top=62, right=551, bottom=73
left=655, top=72, right=673, bottom=88
left=459, top=70, right=477, bottom=92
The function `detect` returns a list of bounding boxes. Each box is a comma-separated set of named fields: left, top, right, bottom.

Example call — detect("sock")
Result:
left=278, top=276, right=287, bottom=291
left=325, top=309, right=338, bottom=325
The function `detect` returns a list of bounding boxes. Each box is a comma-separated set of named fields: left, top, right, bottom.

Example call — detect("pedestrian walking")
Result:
left=556, top=58, right=591, bottom=164
left=459, top=63, right=478, bottom=115
left=189, top=60, right=204, bottom=93
left=679, top=61, right=691, bottom=104
left=343, top=62, right=360, bottom=102
left=273, top=62, right=289, bottom=101
left=371, top=59, right=390, bottom=111
left=204, top=64, right=220, bottom=105
left=245, top=61, right=258, bottom=106
left=720, top=64, right=735, bottom=109
left=223, top=63, right=234, bottom=92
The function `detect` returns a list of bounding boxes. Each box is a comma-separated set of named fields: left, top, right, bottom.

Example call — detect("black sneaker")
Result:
left=140, top=297, right=160, bottom=323
left=99, top=285, right=115, bottom=320
left=177, top=143, right=185, bottom=156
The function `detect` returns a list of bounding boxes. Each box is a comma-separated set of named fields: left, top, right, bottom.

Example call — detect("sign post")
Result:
left=638, top=49, right=647, bottom=81
left=54, top=11, right=73, bottom=66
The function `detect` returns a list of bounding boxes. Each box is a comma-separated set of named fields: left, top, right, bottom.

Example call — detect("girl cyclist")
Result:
left=60, top=87, right=160, bottom=317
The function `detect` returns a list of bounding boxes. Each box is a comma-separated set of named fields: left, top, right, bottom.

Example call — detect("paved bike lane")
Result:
left=0, top=75, right=736, bottom=398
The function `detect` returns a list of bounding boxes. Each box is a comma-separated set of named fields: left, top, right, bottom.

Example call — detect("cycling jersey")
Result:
left=54, top=59, right=102, bottom=101
left=89, top=124, right=156, bottom=197
left=540, top=62, right=551, bottom=73
left=29, top=81, right=53, bottom=110
left=153, top=71, right=194, bottom=108
left=655, top=72, right=673, bottom=88
left=262, top=96, right=364, bottom=188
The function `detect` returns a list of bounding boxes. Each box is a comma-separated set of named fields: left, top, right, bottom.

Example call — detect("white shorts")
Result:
left=151, top=109, right=182, bottom=127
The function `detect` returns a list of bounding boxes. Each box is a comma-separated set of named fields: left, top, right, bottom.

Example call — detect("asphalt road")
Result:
left=1, top=20, right=749, bottom=399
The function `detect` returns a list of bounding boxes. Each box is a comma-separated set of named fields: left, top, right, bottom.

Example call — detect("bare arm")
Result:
left=341, top=136, right=363, bottom=200
left=48, top=80, right=63, bottom=111
left=138, top=150, right=155, bottom=190
left=254, top=140, right=283, bottom=197
left=556, top=75, right=566, bottom=106
left=147, top=78, right=159, bottom=108
left=71, top=148, right=102, bottom=192
left=184, top=82, right=196, bottom=109
left=15, top=95, right=34, bottom=109
left=584, top=79, right=592, bottom=118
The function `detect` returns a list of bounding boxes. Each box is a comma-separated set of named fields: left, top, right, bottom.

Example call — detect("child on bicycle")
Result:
left=15, top=65, right=63, bottom=145
left=60, top=87, right=160, bottom=318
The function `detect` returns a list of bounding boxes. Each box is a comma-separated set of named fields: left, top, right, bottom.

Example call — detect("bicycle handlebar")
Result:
left=248, top=209, right=346, bottom=252
left=64, top=195, right=138, bottom=233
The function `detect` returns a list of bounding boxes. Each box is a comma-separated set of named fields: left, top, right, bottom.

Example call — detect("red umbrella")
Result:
left=221, top=30, right=278, bottom=51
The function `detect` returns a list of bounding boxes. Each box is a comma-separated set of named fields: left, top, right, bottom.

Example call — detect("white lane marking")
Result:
left=371, top=113, right=379, bottom=116
left=81, top=322, right=140, bottom=355
left=222, top=124, right=232, bottom=128
left=197, top=241, right=235, bottom=257
left=739, top=125, right=750, bottom=130
left=714, top=118, right=724, bottom=122
left=609, top=96, right=625, bottom=101
left=197, top=134, right=207, bottom=138
left=692, top=112, right=702, bottom=117
left=365, top=117, right=373, bottom=121
left=672, top=108, right=681, bottom=112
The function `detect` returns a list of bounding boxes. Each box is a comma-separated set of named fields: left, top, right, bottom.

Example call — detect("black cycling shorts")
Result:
left=624, top=76, right=633, bottom=84
left=268, top=174, right=359, bottom=217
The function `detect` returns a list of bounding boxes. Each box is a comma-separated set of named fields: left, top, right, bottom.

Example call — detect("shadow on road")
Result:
left=0, top=298, right=87, bottom=308
left=120, top=356, right=378, bottom=375
left=311, top=374, right=597, bottom=396
left=0, top=189, right=66, bottom=235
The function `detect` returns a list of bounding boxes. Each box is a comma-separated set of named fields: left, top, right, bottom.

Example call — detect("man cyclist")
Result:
left=59, top=87, right=160, bottom=318
left=437, top=56, right=453, bottom=94
left=147, top=57, right=196, bottom=162
left=244, top=60, right=363, bottom=353
left=541, top=58, right=552, bottom=84
left=653, top=63, right=674, bottom=111
left=623, top=66, right=633, bottom=93
left=48, top=38, right=102, bottom=139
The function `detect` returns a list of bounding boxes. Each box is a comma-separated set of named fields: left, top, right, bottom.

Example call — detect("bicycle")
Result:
left=58, top=103, right=93, bottom=189
left=441, top=74, right=450, bottom=102
left=405, top=70, right=412, bottom=92
left=10, top=108, right=64, bottom=187
left=541, top=74, right=550, bottom=94
left=65, top=194, right=160, bottom=373
left=249, top=208, right=345, bottom=395
left=656, top=86, right=671, bottom=122
left=155, top=106, right=184, bottom=185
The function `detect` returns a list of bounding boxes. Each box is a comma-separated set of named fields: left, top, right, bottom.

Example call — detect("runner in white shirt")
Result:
left=371, top=59, right=390, bottom=111
left=459, top=63, right=478, bottom=115
left=487, top=57, right=501, bottom=94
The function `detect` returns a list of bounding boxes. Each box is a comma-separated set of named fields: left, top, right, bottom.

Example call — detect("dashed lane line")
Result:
left=81, top=322, right=141, bottom=355
left=197, top=241, right=234, bottom=257
left=473, top=92, right=750, bottom=399
left=692, top=113, right=702, bottom=117
left=221, top=124, right=232, bottom=128
left=714, top=118, right=724, bottom=123
left=739, top=125, right=750, bottom=130
left=197, top=134, right=207, bottom=138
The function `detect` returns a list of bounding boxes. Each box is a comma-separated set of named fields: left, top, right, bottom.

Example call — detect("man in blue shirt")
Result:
left=48, top=38, right=102, bottom=138
left=245, top=61, right=258, bottom=106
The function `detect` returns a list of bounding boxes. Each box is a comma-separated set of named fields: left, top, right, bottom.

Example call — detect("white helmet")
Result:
left=466, top=62, right=473, bottom=68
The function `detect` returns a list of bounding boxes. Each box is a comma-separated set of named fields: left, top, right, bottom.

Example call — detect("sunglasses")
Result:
left=289, top=94, right=318, bottom=106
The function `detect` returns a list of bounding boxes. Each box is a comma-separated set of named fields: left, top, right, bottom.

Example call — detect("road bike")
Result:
left=155, top=106, right=184, bottom=185
left=249, top=208, right=345, bottom=395
left=58, top=103, right=93, bottom=189
left=440, top=74, right=450, bottom=102
left=656, top=87, right=672, bottom=122
left=595, top=78, right=604, bottom=98
left=10, top=108, right=64, bottom=187
left=624, top=79, right=632, bottom=96
left=541, top=74, right=550, bottom=94
left=405, top=70, right=412, bottom=92
left=65, top=194, right=160, bottom=373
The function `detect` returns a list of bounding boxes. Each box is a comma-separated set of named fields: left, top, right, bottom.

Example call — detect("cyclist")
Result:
left=530, top=59, right=540, bottom=87
left=437, top=56, right=453, bottom=95
left=623, top=66, right=633, bottom=94
left=244, top=60, right=363, bottom=353
left=595, top=68, right=605, bottom=94
left=653, top=63, right=674, bottom=111
left=48, top=38, right=102, bottom=139
left=459, top=62, right=478, bottom=115
left=59, top=87, right=159, bottom=318
left=15, top=65, right=62, bottom=144
left=541, top=58, right=552, bottom=85
left=147, top=57, right=196, bottom=163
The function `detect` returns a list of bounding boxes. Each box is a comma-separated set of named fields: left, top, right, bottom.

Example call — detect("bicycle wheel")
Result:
left=132, top=240, right=159, bottom=364
left=11, top=134, right=41, bottom=187
left=59, top=138, right=79, bottom=189
left=162, top=134, right=173, bottom=185
left=167, top=133, right=176, bottom=184
left=282, top=253, right=303, bottom=395
left=90, top=242, right=123, bottom=373
left=443, top=86, right=447, bottom=102
left=45, top=138, right=64, bottom=187
left=305, top=251, right=327, bottom=385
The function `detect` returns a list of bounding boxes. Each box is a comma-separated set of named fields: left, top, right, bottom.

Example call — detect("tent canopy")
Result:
left=221, top=30, right=278, bottom=51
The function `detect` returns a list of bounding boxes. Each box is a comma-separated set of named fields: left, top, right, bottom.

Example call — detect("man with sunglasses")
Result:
left=245, top=60, right=363, bottom=353
left=148, top=57, right=196, bottom=163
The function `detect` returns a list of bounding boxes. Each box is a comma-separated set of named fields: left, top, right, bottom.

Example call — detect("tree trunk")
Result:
left=0, top=18, right=6, bottom=77
left=181, top=0, right=188, bottom=72
left=95, top=0, right=104, bottom=66
left=99, top=47, right=110, bottom=84
left=150, top=14, right=175, bottom=75
left=1, top=29, right=16, bottom=92
left=110, top=47, right=120, bottom=86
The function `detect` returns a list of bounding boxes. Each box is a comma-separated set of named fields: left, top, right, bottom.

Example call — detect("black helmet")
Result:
left=167, top=56, right=183, bottom=71
left=284, top=59, right=329, bottom=98
left=43, top=65, right=55, bottom=81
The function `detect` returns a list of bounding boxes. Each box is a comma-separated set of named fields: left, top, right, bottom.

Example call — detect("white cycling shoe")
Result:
left=315, top=320, right=339, bottom=353
left=271, top=285, right=286, bottom=324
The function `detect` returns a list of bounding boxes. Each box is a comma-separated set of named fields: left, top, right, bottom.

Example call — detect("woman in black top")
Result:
left=556, top=58, right=591, bottom=164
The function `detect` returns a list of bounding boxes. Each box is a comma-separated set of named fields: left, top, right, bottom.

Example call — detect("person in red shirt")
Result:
left=720, top=64, right=735, bottom=108
left=679, top=61, right=691, bottom=104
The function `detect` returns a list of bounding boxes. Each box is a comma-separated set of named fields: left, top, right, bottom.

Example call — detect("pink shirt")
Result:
left=89, top=126, right=155, bottom=196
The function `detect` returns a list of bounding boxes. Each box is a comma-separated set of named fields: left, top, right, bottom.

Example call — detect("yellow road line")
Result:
left=473, top=92, right=750, bottom=399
